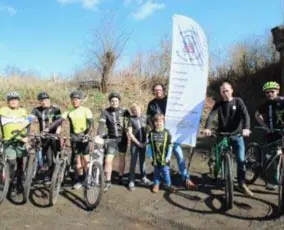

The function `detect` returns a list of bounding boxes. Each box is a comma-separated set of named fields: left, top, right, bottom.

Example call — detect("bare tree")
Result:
left=87, top=14, right=131, bottom=93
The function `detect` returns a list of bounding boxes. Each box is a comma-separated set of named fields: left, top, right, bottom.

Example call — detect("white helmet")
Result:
left=5, top=91, right=20, bottom=101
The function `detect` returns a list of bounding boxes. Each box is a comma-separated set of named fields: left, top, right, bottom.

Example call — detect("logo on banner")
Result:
left=176, top=25, right=206, bottom=68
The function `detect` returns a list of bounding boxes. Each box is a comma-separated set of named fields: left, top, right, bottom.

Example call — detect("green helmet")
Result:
left=262, top=81, right=280, bottom=91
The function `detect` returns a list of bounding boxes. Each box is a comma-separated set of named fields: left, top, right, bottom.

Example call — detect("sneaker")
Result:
left=185, top=179, right=197, bottom=190
left=152, top=184, right=159, bottom=193
left=128, top=181, right=135, bottom=191
left=266, top=183, right=278, bottom=191
left=238, top=184, right=254, bottom=197
left=141, top=177, right=153, bottom=186
left=167, top=185, right=176, bottom=193
left=118, top=176, right=125, bottom=185
left=73, top=182, right=83, bottom=190
left=9, top=184, right=17, bottom=197
left=104, top=182, right=112, bottom=192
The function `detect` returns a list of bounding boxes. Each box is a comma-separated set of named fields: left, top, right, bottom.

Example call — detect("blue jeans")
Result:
left=128, top=144, right=146, bottom=182
left=230, top=136, right=245, bottom=185
left=173, top=143, right=190, bottom=181
left=154, top=165, right=171, bottom=186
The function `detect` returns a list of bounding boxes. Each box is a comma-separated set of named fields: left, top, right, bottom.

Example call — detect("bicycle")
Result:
left=84, top=136, right=106, bottom=210
left=49, top=134, right=71, bottom=206
left=245, top=126, right=284, bottom=214
left=0, top=139, right=10, bottom=204
left=207, top=131, right=235, bottom=210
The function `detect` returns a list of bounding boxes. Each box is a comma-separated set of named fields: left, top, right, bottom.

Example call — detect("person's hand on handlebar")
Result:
left=242, top=129, right=251, bottom=137
left=203, top=129, right=212, bottom=136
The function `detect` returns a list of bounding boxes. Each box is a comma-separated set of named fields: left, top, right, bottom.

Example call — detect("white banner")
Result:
left=165, top=14, right=209, bottom=147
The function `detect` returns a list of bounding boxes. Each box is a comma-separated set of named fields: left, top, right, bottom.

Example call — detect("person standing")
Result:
left=204, top=82, right=254, bottom=197
left=96, top=91, right=130, bottom=192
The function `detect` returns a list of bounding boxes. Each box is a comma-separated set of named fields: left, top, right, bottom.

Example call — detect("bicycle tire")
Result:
left=224, top=152, right=233, bottom=210
left=278, top=156, right=284, bottom=214
left=23, top=154, right=36, bottom=203
left=84, top=161, right=104, bottom=210
left=245, top=143, right=261, bottom=185
left=0, top=161, right=10, bottom=204
left=49, top=159, right=66, bottom=205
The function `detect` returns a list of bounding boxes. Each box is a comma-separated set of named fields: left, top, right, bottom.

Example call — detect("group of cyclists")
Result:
left=0, top=80, right=282, bottom=199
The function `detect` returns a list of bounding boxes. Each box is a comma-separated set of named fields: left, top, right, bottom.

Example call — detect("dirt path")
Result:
left=1, top=153, right=284, bottom=230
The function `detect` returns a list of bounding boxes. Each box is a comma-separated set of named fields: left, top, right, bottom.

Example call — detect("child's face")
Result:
left=131, top=107, right=141, bottom=116
left=154, top=118, right=164, bottom=130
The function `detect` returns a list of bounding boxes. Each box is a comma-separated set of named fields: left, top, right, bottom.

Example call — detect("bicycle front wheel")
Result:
left=278, top=155, right=284, bottom=215
left=23, top=153, right=36, bottom=203
left=50, top=159, right=66, bottom=206
left=224, top=152, right=233, bottom=210
left=245, top=143, right=261, bottom=185
left=0, top=160, right=10, bottom=204
left=84, top=161, right=104, bottom=210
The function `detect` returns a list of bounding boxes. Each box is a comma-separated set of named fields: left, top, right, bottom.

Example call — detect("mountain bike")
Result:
left=84, top=137, right=106, bottom=210
left=207, top=131, right=235, bottom=210
left=49, top=134, right=71, bottom=205
left=0, top=139, right=10, bottom=204
left=245, top=126, right=284, bottom=214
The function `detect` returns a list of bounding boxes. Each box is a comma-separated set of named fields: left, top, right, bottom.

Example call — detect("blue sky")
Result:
left=0, top=0, right=283, bottom=76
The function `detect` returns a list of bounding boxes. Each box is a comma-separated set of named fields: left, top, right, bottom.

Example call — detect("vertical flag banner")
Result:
left=165, top=14, right=209, bottom=147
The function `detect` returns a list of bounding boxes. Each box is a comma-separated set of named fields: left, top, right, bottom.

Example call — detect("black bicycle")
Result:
left=245, top=126, right=284, bottom=214
left=49, top=134, right=71, bottom=206
left=0, top=139, right=10, bottom=204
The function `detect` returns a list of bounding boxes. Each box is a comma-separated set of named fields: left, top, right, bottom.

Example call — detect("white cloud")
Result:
left=0, top=4, right=17, bottom=16
left=132, top=0, right=165, bottom=20
left=57, top=0, right=100, bottom=9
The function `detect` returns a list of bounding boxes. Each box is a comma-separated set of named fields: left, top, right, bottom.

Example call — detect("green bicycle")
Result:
left=207, top=131, right=235, bottom=210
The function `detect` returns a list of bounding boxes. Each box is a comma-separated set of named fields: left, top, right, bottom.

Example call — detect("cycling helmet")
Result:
left=70, top=91, right=82, bottom=99
left=37, top=92, right=49, bottom=100
left=108, top=91, right=121, bottom=101
left=263, top=81, right=280, bottom=91
left=5, top=91, right=20, bottom=101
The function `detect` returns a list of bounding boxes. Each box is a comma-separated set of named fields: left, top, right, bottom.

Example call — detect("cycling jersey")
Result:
left=0, top=107, right=29, bottom=140
left=148, top=128, right=172, bottom=166
left=62, top=106, right=93, bottom=134
left=31, top=105, right=61, bottom=133
left=257, top=97, right=284, bottom=130
left=98, top=107, right=130, bottom=138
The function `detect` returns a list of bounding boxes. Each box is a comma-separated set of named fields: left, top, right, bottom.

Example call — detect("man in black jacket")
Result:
left=204, top=82, right=253, bottom=197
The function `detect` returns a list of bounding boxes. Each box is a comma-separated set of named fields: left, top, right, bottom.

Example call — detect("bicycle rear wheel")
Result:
left=84, top=161, right=104, bottom=210
left=245, top=143, right=261, bottom=185
left=23, top=153, right=36, bottom=203
left=50, top=159, right=66, bottom=205
left=224, top=152, right=233, bottom=210
left=278, top=156, right=284, bottom=214
left=0, top=160, right=10, bottom=204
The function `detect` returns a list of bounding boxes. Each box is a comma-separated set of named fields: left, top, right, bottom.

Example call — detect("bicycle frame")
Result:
left=213, top=136, right=232, bottom=176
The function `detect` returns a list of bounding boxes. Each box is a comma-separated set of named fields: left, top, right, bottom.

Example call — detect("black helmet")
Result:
left=70, top=91, right=82, bottom=99
left=37, top=92, right=49, bottom=101
left=5, top=91, right=20, bottom=101
left=108, top=91, right=121, bottom=101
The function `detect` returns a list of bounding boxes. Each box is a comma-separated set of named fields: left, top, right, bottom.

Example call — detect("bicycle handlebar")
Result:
left=255, top=126, right=284, bottom=134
